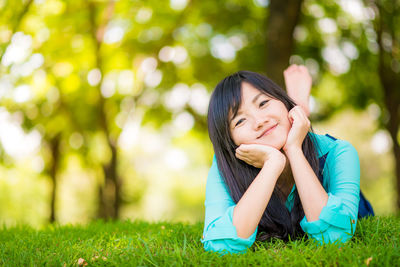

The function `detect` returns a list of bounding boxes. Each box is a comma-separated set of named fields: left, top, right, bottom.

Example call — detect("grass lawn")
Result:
left=1, top=216, right=399, bottom=266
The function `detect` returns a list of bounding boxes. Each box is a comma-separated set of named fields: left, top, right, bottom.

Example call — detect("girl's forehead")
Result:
left=240, top=83, right=274, bottom=103
left=241, top=82, right=259, bottom=95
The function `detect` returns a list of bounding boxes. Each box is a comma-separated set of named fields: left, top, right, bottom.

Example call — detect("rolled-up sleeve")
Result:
left=201, top=156, right=257, bottom=254
left=300, top=140, right=360, bottom=244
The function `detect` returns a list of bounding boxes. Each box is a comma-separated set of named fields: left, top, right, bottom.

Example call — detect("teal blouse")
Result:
left=201, top=132, right=360, bottom=254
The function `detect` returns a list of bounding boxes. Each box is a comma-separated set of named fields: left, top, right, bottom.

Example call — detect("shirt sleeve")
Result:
left=300, top=140, right=360, bottom=244
left=201, top=156, right=258, bottom=254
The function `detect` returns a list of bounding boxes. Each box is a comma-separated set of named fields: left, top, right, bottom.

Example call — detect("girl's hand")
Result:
left=235, top=144, right=286, bottom=169
left=283, top=106, right=310, bottom=153
left=283, top=64, right=312, bottom=117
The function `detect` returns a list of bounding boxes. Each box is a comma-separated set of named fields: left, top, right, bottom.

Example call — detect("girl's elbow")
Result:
left=311, top=228, right=354, bottom=245
left=202, top=239, right=250, bottom=255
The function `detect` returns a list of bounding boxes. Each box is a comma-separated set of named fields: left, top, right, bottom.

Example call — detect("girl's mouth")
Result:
left=258, top=124, right=277, bottom=139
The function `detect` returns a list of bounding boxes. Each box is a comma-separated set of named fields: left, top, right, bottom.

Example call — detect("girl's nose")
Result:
left=253, top=114, right=267, bottom=130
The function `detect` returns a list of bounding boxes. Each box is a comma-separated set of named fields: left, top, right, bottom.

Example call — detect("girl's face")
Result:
left=229, top=82, right=292, bottom=150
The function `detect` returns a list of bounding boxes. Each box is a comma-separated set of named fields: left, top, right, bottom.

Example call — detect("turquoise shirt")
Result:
left=201, top=132, right=360, bottom=254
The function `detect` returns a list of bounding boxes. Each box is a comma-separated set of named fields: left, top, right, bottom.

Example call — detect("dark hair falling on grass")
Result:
left=207, top=71, right=321, bottom=241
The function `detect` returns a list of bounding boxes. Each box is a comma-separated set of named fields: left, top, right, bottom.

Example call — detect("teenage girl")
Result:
left=201, top=65, right=373, bottom=254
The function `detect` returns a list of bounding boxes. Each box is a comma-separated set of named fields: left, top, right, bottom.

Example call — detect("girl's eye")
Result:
left=259, top=100, right=269, bottom=107
left=235, top=118, right=245, bottom=127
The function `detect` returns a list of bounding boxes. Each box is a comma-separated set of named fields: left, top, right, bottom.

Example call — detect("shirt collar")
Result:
left=308, top=132, right=337, bottom=158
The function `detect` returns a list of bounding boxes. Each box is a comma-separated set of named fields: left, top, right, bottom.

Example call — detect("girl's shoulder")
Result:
left=309, top=132, right=358, bottom=159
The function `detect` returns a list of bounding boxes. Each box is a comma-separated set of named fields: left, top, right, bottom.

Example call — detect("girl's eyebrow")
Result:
left=252, top=92, right=264, bottom=104
left=230, top=93, right=268, bottom=123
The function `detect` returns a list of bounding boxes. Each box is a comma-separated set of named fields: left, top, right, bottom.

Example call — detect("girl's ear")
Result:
left=288, top=113, right=294, bottom=124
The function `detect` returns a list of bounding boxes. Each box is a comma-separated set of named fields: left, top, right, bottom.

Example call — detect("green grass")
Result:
left=1, top=216, right=399, bottom=266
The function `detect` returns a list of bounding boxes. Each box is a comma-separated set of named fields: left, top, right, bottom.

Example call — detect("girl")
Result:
left=201, top=66, right=373, bottom=254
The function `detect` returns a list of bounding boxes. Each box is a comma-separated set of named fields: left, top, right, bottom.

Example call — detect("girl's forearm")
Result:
left=232, top=161, right=284, bottom=239
left=286, top=147, right=328, bottom=221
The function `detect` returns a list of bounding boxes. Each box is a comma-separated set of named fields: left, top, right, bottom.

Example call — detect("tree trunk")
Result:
left=49, top=134, right=60, bottom=223
left=375, top=1, right=400, bottom=211
left=380, top=69, right=400, bottom=211
left=380, top=70, right=400, bottom=210
left=88, top=1, right=121, bottom=219
left=98, top=142, right=120, bottom=219
left=265, top=0, right=303, bottom=87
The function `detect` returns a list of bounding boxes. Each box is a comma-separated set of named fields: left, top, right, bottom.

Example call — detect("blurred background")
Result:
left=0, top=0, right=399, bottom=228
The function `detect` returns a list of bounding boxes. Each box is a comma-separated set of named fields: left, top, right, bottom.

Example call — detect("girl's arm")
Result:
left=283, top=106, right=328, bottom=221
left=202, top=157, right=256, bottom=254
left=285, top=147, right=328, bottom=221
left=232, top=154, right=285, bottom=238
left=300, top=139, right=360, bottom=243
left=201, top=150, right=284, bottom=253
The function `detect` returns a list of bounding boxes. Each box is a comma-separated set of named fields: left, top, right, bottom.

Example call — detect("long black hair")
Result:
left=207, top=70, right=321, bottom=241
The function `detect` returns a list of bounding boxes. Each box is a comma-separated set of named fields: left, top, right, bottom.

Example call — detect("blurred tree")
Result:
left=266, top=0, right=303, bottom=86
left=371, top=0, right=400, bottom=209
left=0, top=0, right=65, bottom=223
left=87, top=0, right=121, bottom=219
left=0, top=0, right=399, bottom=225
left=0, top=0, right=33, bottom=66
left=273, top=0, right=399, bottom=211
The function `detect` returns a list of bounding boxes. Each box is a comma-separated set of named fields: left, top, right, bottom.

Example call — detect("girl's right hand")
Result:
left=235, top=144, right=286, bottom=170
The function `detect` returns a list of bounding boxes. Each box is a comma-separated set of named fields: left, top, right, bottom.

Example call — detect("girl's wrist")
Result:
left=283, top=146, right=303, bottom=159
left=263, top=155, right=286, bottom=171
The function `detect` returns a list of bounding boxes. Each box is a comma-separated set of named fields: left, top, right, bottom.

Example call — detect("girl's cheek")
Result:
left=236, top=128, right=248, bottom=144
left=232, top=131, right=242, bottom=146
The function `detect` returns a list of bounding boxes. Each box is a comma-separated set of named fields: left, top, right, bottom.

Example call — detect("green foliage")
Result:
left=0, top=0, right=398, bottom=224
left=0, top=216, right=399, bottom=266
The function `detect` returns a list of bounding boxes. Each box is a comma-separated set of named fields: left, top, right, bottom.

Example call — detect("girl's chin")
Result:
left=258, top=137, right=286, bottom=149
left=257, top=128, right=288, bottom=149
left=255, top=141, right=283, bottom=150
left=242, top=133, right=287, bottom=149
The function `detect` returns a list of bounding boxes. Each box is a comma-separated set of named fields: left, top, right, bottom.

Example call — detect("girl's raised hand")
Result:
left=283, top=106, right=310, bottom=153
left=283, top=64, right=312, bottom=117
left=235, top=144, right=286, bottom=169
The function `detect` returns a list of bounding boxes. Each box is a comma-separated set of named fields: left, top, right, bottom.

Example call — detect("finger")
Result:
left=294, top=107, right=305, bottom=120
left=237, top=148, right=252, bottom=157
left=235, top=151, right=243, bottom=160
left=300, top=110, right=311, bottom=127
left=298, top=106, right=308, bottom=118
left=238, top=143, right=257, bottom=152
left=289, top=106, right=301, bottom=115
left=236, top=153, right=252, bottom=164
left=293, top=106, right=306, bottom=120
left=236, top=145, right=248, bottom=153
left=293, top=107, right=310, bottom=126
left=295, top=110, right=307, bottom=126
left=295, top=106, right=308, bottom=120
left=289, top=107, right=303, bottom=122
left=238, top=150, right=252, bottom=158
left=288, top=111, right=295, bottom=124
left=236, top=148, right=245, bottom=157
left=235, top=150, right=248, bottom=159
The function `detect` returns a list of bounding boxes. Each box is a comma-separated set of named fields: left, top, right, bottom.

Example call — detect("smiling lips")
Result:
left=257, top=124, right=278, bottom=139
